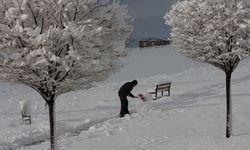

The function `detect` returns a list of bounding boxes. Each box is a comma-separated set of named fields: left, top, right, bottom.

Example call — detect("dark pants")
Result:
left=119, top=94, right=129, bottom=117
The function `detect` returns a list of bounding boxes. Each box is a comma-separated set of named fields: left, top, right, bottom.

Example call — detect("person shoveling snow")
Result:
left=118, top=80, right=138, bottom=117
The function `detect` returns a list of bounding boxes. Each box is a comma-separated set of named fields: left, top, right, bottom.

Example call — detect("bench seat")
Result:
left=149, top=82, right=171, bottom=100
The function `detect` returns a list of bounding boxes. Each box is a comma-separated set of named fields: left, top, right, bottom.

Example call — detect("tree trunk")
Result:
left=225, top=71, right=232, bottom=138
left=48, top=99, right=56, bottom=150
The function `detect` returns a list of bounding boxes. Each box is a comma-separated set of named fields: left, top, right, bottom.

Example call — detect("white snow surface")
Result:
left=105, top=46, right=200, bottom=82
left=1, top=46, right=250, bottom=150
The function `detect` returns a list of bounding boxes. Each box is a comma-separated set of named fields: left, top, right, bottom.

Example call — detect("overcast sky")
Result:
left=119, top=0, right=177, bottom=39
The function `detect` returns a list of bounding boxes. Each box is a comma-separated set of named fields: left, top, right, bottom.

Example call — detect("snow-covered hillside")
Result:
left=1, top=1, right=250, bottom=149
left=104, top=46, right=200, bottom=83
left=1, top=45, right=250, bottom=150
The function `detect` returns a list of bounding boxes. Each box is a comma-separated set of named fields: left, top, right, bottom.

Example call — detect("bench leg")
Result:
left=29, top=117, right=31, bottom=125
left=154, top=92, right=157, bottom=100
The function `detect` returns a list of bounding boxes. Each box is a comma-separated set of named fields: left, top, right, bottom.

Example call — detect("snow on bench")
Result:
left=149, top=81, right=171, bottom=100
left=19, top=100, right=32, bottom=125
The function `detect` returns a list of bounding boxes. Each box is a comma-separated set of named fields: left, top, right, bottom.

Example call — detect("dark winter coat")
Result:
left=118, top=81, right=136, bottom=98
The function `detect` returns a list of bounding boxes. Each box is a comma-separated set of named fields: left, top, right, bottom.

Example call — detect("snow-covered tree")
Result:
left=0, top=0, right=132, bottom=149
left=165, top=0, right=250, bottom=138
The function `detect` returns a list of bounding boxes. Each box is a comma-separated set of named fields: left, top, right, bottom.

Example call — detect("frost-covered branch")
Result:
left=0, top=1, right=132, bottom=148
left=166, top=0, right=250, bottom=72
left=166, top=0, right=250, bottom=138
left=0, top=0, right=133, bottom=98
left=27, top=2, right=38, bottom=27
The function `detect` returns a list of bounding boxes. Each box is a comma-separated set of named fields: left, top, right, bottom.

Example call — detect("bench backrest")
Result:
left=20, top=100, right=32, bottom=117
left=156, top=82, right=171, bottom=92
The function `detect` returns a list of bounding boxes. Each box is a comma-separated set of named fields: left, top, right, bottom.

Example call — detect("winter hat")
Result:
left=132, top=80, right=138, bottom=86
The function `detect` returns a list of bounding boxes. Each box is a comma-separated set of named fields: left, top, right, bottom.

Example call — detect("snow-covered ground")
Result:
left=104, top=46, right=200, bottom=83
left=1, top=45, right=250, bottom=150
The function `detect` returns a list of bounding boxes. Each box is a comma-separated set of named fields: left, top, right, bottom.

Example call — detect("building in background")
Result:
left=139, top=38, right=171, bottom=48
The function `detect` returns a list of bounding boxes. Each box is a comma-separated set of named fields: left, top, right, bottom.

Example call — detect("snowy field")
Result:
left=104, top=46, right=200, bottom=83
left=0, top=45, right=250, bottom=150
